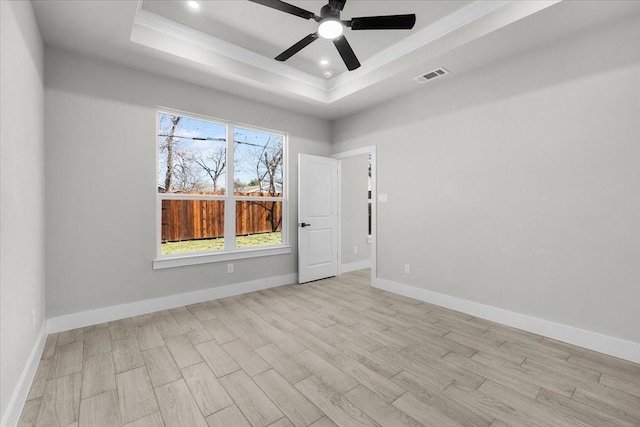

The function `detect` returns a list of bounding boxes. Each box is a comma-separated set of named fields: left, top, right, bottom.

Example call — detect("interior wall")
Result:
left=0, top=0, right=46, bottom=422
left=44, top=48, right=332, bottom=317
left=340, top=154, right=371, bottom=267
left=333, top=15, right=640, bottom=344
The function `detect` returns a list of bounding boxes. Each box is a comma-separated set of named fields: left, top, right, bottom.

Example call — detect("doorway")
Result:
left=333, top=146, right=376, bottom=280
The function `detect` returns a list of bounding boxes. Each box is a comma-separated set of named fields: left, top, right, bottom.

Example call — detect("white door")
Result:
left=298, top=154, right=338, bottom=283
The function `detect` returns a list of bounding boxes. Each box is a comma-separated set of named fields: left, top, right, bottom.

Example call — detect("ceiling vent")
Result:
left=414, top=67, right=449, bottom=84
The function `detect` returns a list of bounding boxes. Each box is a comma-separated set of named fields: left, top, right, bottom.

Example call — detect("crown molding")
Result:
left=330, top=0, right=514, bottom=90
left=133, top=7, right=329, bottom=92
left=131, top=0, right=560, bottom=105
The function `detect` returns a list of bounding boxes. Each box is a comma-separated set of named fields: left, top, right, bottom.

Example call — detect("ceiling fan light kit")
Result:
left=318, top=19, right=343, bottom=39
left=249, top=0, right=416, bottom=71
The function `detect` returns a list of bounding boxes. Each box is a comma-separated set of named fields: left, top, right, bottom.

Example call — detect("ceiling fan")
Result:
left=248, top=0, right=417, bottom=71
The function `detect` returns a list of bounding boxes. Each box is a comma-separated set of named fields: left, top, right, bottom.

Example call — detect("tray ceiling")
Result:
left=32, top=0, right=640, bottom=119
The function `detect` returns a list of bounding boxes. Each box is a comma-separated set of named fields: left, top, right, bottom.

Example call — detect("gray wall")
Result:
left=0, top=0, right=46, bottom=421
left=44, top=48, right=332, bottom=317
left=333, top=15, right=640, bottom=343
left=340, top=154, right=371, bottom=266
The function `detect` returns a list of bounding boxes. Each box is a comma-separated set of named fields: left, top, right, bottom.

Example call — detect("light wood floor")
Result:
left=18, top=270, right=640, bottom=427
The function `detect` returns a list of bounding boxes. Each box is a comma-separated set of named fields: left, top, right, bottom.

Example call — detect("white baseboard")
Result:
left=339, top=260, right=372, bottom=275
left=1, top=323, right=47, bottom=427
left=373, top=277, right=640, bottom=364
left=47, top=273, right=297, bottom=333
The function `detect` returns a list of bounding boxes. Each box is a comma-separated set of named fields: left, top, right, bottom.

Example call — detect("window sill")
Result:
left=153, top=246, right=292, bottom=270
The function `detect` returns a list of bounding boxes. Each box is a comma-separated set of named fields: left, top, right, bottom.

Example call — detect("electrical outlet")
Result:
left=31, top=309, right=36, bottom=328
left=227, top=263, right=234, bottom=273
left=404, top=264, right=411, bottom=274
left=353, top=246, right=358, bottom=254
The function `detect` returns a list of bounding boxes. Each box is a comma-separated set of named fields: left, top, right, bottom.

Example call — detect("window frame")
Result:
left=153, top=108, right=290, bottom=270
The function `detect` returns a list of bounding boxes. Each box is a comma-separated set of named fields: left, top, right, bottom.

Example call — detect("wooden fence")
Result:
left=161, top=195, right=282, bottom=242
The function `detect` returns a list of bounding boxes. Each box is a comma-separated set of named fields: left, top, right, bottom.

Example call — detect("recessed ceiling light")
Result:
left=187, top=1, right=200, bottom=9
left=320, top=59, right=329, bottom=66
left=322, top=70, right=334, bottom=79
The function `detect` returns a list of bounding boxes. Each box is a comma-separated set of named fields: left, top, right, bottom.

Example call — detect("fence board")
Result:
left=162, top=195, right=282, bottom=242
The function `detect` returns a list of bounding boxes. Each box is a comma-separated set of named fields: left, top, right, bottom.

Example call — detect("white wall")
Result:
left=44, top=48, right=332, bottom=317
left=0, top=0, right=46, bottom=423
left=333, top=15, right=640, bottom=344
left=340, top=154, right=371, bottom=267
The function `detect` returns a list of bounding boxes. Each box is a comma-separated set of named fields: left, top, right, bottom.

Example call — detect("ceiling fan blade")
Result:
left=248, top=0, right=316, bottom=20
left=349, top=14, right=416, bottom=30
left=275, top=33, right=319, bottom=61
left=333, top=36, right=361, bottom=71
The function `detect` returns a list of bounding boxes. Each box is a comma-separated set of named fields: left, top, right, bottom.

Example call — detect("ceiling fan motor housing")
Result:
left=320, top=4, right=340, bottom=20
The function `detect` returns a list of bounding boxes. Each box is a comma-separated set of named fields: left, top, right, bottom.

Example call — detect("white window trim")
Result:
left=153, top=246, right=292, bottom=270
left=153, top=108, right=289, bottom=269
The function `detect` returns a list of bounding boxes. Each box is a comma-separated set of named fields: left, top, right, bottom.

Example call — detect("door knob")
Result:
left=299, top=222, right=311, bottom=227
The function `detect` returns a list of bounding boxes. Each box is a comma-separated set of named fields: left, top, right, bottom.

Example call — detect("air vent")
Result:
left=414, top=67, right=449, bottom=84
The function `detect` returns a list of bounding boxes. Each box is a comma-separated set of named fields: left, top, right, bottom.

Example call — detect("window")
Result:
left=154, top=110, right=289, bottom=268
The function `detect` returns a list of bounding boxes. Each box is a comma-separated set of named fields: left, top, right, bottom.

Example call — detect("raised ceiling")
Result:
left=32, top=0, right=640, bottom=119
left=140, top=1, right=474, bottom=76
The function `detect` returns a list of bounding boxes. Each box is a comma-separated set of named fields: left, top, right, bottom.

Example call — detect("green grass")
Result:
left=162, top=232, right=282, bottom=254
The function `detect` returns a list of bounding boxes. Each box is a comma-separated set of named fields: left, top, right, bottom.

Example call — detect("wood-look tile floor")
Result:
left=18, top=270, right=640, bottom=426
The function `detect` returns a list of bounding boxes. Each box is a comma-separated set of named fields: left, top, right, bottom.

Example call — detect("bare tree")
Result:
left=173, top=149, right=205, bottom=192
left=194, top=146, right=226, bottom=192
left=159, top=115, right=209, bottom=193
left=250, top=135, right=283, bottom=195
left=262, top=145, right=283, bottom=195
left=250, top=136, right=283, bottom=232
left=160, top=115, right=181, bottom=192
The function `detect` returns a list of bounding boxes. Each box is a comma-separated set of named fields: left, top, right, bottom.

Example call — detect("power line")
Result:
left=157, top=134, right=225, bottom=141
left=235, top=140, right=269, bottom=148
left=157, top=134, right=268, bottom=148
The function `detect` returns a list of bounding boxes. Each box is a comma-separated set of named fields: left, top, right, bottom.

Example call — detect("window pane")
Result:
left=161, top=199, right=225, bottom=254
left=158, top=113, right=227, bottom=195
left=235, top=200, right=282, bottom=248
left=233, top=127, right=283, bottom=197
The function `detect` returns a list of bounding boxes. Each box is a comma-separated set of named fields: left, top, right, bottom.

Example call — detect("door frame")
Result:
left=332, top=146, right=377, bottom=282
